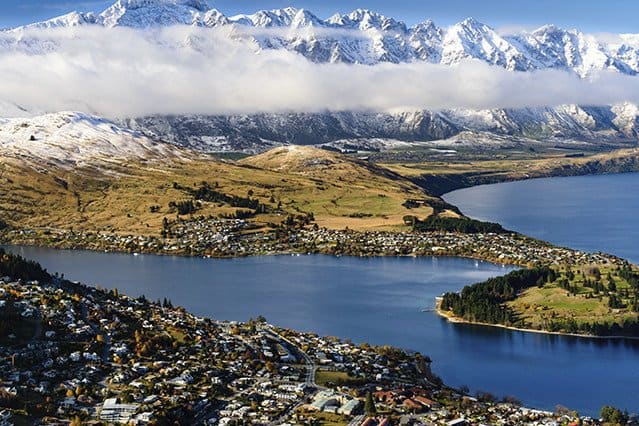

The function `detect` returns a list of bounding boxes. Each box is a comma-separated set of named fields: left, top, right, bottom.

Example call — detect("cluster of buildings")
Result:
left=0, top=274, right=423, bottom=425
left=2, top=218, right=625, bottom=267
left=294, top=228, right=622, bottom=266
left=0, top=272, right=614, bottom=425
left=306, top=390, right=362, bottom=415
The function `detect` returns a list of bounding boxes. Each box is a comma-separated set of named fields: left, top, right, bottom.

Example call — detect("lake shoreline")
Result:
left=1, top=227, right=623, bottom=271
left=435, top=301, right=639, bottom=341
left=413, top=149, right=639, bottom=197
left=3, top=166, right=638, bottom=265
left=7, top=244, right=638, bottom=415
left=0, top=238, right=525, bottom=266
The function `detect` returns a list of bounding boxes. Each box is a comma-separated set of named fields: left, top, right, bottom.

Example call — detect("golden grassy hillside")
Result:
left=0, top=146, right=454, bottom=235
left=384, top=148, right=639, bottom=182
left=241, top=146, right=456, bottom=229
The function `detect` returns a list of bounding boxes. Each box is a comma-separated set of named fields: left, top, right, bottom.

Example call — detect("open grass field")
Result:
left=298, top=411, right=348, bottom=426
left=4, top=143, right=637, bottom=238
left=508, top=265, right=639, bottom=330
left=382, top=147, right=639, bottom=195
left=0, top=146, right=453, bottom=236
left=511, top=287, right=612, bottom=324
left=315, top=370, right=365, bottom=387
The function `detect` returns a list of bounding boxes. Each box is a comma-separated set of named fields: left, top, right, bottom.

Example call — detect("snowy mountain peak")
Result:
left=198, top=9, right=229, bottom=27
left=347, top=9, right=380, bottom=22
left=99, top=0, right=211, bottom=28
left=234, top=8, right=301, bottom=28
left=326, top=9, right=404, bottom=32
left=457, top=17, right=484, bottom=28
left=7, top=3, right=639, bottom=76
left=449, top=17, right=494, bottom=36
left=289, top=9, right=324, bottom=28
left=108, top=0, right=210, bottom=12
left=414, top=19, right=439, bottom=31
left=15, top=11, right=97, bottom=30
left=279, top=7, right=300, bottom=17
left=531, top=24, right=579, bottom=42
left=532, top=24, right=563, bottom=35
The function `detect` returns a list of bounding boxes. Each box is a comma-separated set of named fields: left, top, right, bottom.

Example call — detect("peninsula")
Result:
left=3, top=144, right=639, bottom=341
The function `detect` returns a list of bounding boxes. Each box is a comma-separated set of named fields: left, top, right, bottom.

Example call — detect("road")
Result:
left=261, top=325, right=319, bottom=389
left=261, top=325, right=323, bottom=425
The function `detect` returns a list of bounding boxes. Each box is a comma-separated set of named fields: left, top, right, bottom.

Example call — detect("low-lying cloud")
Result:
left=1, top=26, right=639, bottom=118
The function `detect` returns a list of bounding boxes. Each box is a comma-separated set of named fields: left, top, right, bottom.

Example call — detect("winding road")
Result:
left=261, top=325, right=324, bottom=425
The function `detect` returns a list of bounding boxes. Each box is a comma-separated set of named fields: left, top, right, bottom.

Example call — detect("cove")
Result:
left=5, top=245, right=639, bottom=416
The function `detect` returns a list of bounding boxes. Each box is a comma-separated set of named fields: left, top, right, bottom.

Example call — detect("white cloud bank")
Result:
left=1, top=26, right=639, bottom=118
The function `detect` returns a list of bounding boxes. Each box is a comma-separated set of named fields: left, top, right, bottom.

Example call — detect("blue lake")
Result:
left=444, top=172, right=639, bottom=264
left=6, top=244, right=639, bottom=416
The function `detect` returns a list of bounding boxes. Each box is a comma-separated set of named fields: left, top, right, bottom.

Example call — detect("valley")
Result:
left=3, top=113, right=639, bottom=268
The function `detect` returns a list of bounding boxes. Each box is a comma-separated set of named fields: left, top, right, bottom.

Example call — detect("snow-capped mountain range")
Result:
left=3, top=0, right=639, bottom=155
left=9, top=0, right=639, bottom=77
left=118, top=104, right=639, bottom=154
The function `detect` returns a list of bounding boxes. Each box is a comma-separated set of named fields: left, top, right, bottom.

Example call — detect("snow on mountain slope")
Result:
left=7, top=0, right=639, bottom=76
left=440, top=18, right=530, bottom=70
left=409, top=20, right=443, bottom=62
left=16, top=11, right=98, bottom=30
left=3, top=1, right=639, bottom=155
left=230, top=7, right=299, bottom=28
left=612, top=103, right=639, bottom=137
left=117, top=104, right=639, bottom=154
left=100, top=0, right=211, bottom=28
left=0, top=112, right=184, bottom=168
left=503, top=26, right=618, bottom=76
left=119, top=110, right=462, bottom=153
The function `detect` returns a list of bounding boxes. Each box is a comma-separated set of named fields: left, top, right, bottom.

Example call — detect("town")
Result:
left=0, top=217, right=625, bottom=269
left=0, top=251, right=616, bottom=425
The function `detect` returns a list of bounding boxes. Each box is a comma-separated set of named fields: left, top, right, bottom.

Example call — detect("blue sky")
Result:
left=2, top=0, right=638, bottom=33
